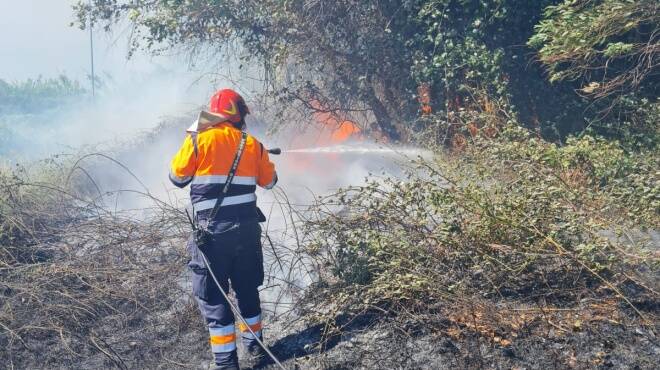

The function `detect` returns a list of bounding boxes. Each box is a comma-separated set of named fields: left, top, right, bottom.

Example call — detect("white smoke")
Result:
left=0, top=1, right=424, bottom=313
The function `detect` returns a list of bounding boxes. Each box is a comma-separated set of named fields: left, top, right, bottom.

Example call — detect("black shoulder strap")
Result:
left=207, top=131, right=248, bottom=221
left=190, top=132, right=199, bottom=157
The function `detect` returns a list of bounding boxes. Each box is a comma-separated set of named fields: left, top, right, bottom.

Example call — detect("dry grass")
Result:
left=0, top=155, right=198, bottom=368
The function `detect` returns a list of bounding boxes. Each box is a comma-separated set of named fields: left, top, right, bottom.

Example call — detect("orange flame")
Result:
left=417, top=83, right=432, bottom=115
left=309, top=99, right=362, bottom=145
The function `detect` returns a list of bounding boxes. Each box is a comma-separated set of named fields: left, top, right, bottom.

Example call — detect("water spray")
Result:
left=271, top=145, right=432, bottom=157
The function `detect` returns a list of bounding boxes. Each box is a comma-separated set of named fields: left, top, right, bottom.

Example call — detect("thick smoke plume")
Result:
left=9, top=71, right=427, bottom=316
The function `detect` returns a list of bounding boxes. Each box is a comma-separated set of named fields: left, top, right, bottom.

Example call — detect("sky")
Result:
left=0, top=0, right=267, bottom=113
left=0, top=0, right=218, bottom=158
left=0, top=0, right=176, bottom=82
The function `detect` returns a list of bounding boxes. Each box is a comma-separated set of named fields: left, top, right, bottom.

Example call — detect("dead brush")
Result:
left=0, top=155, right=196, bottom=369
left=0, top=153, right=316, bottom=369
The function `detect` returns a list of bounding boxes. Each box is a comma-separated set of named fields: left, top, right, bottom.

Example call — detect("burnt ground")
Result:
left=267, top=318, right=658, bottom=370
left=3, top=259, right=658, bottom=370
left=64, top=297, right=657, bottom=370
left=245, top=308, right=659, bottom=370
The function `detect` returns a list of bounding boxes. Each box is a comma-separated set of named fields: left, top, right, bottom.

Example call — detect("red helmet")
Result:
left=208, top=89, right=250, bottom=124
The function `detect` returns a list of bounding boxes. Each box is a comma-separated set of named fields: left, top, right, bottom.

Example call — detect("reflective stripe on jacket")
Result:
left=169, top=122, right=277, bottom=218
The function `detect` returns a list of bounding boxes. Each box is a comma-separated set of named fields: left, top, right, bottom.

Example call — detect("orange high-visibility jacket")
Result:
left=169, top=122, right=277, bottom=219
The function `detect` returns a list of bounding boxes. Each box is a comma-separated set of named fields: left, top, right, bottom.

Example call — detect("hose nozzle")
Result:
left=267, top=148, right=281, bottom=155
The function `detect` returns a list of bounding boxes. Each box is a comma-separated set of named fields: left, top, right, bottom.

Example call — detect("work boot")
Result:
left=209, top=350, right=240, bottom=370
left=208, top=360, right=239, bottom=370
left=242, top=343, right=269, bottom=368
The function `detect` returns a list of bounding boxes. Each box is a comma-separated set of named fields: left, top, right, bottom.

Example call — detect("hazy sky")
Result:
left=0, top=0, right=218, bottom=158
left=0, top=0, right=176, bottom=82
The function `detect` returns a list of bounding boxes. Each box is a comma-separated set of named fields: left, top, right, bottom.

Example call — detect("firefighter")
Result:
left=169, top=89, right=277, bottom=370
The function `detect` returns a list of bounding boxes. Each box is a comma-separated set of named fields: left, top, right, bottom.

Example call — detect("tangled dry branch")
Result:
left=0, top=154, right=310, bottom=369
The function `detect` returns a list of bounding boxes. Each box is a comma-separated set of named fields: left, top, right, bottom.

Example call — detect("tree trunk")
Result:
left=367, top=88, right=401, bottom=142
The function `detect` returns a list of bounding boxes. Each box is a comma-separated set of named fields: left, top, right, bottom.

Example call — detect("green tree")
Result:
left=75, top=0, right=424, bottom=139
left=529, top=0, right=659, bottom=100
left=411, top=0, right=572, bottom=141
left=75, top=0, right=655, bottom=145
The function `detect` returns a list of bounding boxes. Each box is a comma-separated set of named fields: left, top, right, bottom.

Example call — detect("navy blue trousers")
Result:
left=187, top=217, right=264, bottom=365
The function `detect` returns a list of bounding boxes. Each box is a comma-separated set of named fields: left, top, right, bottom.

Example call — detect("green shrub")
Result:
left=304, top=127, right=658, bottom=327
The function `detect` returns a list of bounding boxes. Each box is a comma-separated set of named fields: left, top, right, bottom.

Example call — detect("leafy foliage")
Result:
left=75, top=1, right=658, bottom=146
left=413, top=1, right=555, bottom=104
left=585, top=94, right=660, bottom=150
left=77, top=1, right=581, bottom=141
left=529, top=0, right=659, bottom=100
left=304, top=127, right=658, bottom=329
left=76, top=0, right=422, bottom=139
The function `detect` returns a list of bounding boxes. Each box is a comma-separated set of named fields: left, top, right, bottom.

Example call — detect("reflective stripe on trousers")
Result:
left=209, top=324, right=236, bottom=353
left=238, top=314, right=262, bottom=340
